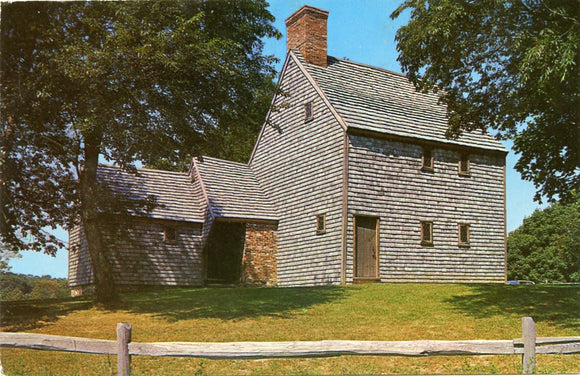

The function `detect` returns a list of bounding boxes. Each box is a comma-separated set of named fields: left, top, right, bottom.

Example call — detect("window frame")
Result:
left=420, top=220, right=433, bottom=246
left=421, top=148, right=434, bottom=172
left=458, top=154, right=471, bottom=177
left=458, top=223, right=470, bottom=247
left=316, top=213, right=326, bottom=235
left=164, top=226, right=178, bottom=243
left=304, top=101, right=313, bottom=121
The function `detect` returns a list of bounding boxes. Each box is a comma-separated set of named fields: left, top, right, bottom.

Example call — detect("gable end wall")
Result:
left=251, top=57, right=344, bottom=286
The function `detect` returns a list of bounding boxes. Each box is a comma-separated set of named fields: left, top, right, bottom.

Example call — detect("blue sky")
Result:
left=8, top=0, right=545, bottom=278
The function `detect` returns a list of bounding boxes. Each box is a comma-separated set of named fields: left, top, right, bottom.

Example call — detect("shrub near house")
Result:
left=507, top=193, right=580, bottom=283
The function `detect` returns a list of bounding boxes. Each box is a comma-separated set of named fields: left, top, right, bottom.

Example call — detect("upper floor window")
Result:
left=316, top=213, right=326, bottom=235
left=458, top=223, right=470, bottom=246
left=459, top=154, right=471, bottom=176
left=420, top=221, right=433, bottom=246
left=164, top=226, right=178, bottom=243
left=421, top=148, right=434, bottom=172
left=304, top=102, right=313, bottom=121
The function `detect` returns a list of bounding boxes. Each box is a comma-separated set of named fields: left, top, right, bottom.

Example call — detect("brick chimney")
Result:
left=285, top=5, right=329, bottom=67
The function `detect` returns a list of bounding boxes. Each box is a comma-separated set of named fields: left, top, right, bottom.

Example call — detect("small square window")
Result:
left=316, top=213, right=326, bottom=235
left=304, top=102, right=313, bottom=121
left=459, top=155, right=470, bottom=176
left=164, top=226, right=177, bottom=242
left=458, top=223, right=470, bottom=246
left=420, top=221, right=433, bottom=246
left=421, top=148, right=434, bottom=172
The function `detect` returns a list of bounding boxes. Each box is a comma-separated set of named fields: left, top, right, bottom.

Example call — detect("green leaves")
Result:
left=1, top=0, right=279, bottom=252
left=507, top=191, right=580, bottom=282
left=392, top=0, right=579, bottom=203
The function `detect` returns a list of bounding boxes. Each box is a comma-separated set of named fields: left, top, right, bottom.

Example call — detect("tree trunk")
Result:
left=79, top=140, right=117, bottom=303
left=0, top=118, right=13, bottom=239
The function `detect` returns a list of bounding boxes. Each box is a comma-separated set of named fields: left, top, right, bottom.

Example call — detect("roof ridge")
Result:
left=98, top=163, right=188, bottom=175
left=326, top=55, right=409, bottom=79
left=198, top=155, right=250, bottom=167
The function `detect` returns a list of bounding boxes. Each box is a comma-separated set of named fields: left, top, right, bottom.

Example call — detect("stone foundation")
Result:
left=241, top=222, right=278, bottom=286
left=70, top=284, right=94, bottom=297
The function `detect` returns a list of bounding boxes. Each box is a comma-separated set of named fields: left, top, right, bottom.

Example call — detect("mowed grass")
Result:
left=1, top=283, right=578, bottom=375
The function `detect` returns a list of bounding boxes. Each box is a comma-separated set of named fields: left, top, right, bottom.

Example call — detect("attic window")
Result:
left=421, top=148, right=434, bottom=172
left=304, top=102, right=313, bottom=121
left=164, top=226, right=177, bottom=243
left=316, top=213, right=326, bottom=235
left=459, top=154, right=471, bottom=176
left=420, top=221, right=433, bottom=246
left=458, top=223, right=470, bottom=247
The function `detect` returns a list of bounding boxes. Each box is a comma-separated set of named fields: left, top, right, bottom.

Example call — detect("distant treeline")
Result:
left=0, top=272, right=70, bottom=301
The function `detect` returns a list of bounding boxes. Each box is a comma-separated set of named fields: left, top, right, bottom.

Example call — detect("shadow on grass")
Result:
left=1, top=286, right=347, bottom=330
left=120, top=285, right=348, bottom=322
left=0, top=297, right=94, bottom=331
left=445, top=285, right=580, bottom=330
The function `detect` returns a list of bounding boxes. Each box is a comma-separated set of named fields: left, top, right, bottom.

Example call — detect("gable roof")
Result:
left=293, top=51, right=507, bottom=153
left=97, top=165, right=205, bottom=223
left=193, top=156, right=278, bottom=221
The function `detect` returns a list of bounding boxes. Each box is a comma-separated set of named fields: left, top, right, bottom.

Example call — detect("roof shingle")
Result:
left=97, top=165, right=205, bottom=223
left=297, top=53, right=507, bottom=153
left=194, top=157, right=278, bottom=221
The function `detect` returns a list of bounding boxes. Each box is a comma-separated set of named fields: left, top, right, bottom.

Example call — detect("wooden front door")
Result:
left=354, top=216, right=378, bottom=278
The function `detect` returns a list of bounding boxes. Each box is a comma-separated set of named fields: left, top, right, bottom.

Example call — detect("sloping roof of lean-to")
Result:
left=194, top=156, right=278, bottom=221
left=297, top=53, right=506, bottom=153
left=97, top=165, right=205, bottom=223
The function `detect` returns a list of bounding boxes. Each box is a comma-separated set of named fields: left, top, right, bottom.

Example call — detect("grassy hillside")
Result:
left=1, top=284, right=578, bottom=375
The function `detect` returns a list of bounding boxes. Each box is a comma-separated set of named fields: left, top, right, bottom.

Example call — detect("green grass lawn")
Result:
left=1, top=283, right=578, bottom=375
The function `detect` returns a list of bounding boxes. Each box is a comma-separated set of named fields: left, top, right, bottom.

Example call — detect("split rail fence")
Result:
left=1, top=317, right=579, bottom=376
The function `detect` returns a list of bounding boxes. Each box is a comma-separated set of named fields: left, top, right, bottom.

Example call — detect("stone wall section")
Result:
left=347, top=134, right=506, bottom=283
left=250, top=56, right=345, bottom=286
left=241, top=222, right=278, bottom=286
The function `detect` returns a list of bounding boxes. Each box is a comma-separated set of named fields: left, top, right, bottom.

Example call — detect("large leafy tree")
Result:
left=1, top=1, right=280, bottom=302
left=391, top=0, right=579, bottom=203
left=507, top=192, right=580, bottom=282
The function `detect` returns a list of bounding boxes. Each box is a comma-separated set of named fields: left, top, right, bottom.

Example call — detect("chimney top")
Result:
left=285, top=5, right=329, bottom=26
left=285, top=5, right=329, bottom=67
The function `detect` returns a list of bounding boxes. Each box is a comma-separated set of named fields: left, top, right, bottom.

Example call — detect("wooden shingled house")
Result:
left=68, top=5, right=507, bottom=295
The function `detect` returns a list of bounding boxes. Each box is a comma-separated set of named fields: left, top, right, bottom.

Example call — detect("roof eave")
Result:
left=249, top=53, right=294, bottom=165
left=347, top=126, right=508, bottom=155
left=213, top=216, right=279, bottom=224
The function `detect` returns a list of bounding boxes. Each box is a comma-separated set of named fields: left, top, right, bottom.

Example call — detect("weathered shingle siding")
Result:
left=68, top=219, right=204, bottom=287
left=68, top=226, right=93, bottom=287
left=251, top=57, right=344, bottom=286
left=347, top=134, right=506, bottom=283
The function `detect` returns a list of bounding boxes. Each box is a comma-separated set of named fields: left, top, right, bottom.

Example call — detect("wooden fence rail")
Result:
left=1, top=317, right=578, bottom=376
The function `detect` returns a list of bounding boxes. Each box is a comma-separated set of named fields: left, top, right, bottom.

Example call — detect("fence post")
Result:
left=117, top=323, right=132, bottom=376
left=522, top=317, right=536, bottom=374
